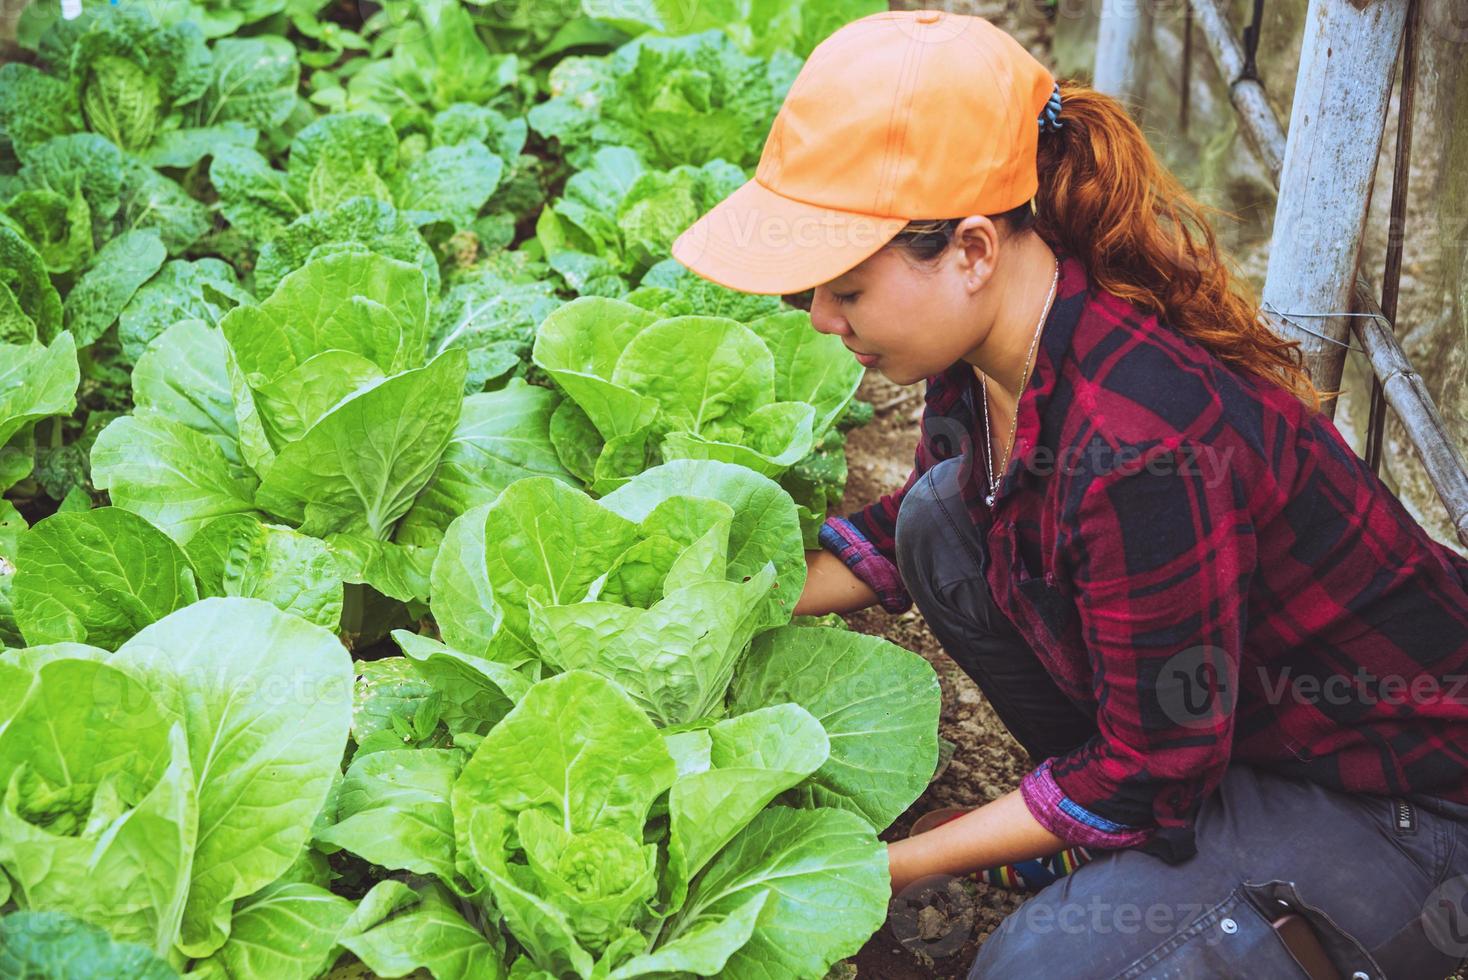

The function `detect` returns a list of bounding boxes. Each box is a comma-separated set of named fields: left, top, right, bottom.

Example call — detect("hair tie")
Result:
left=1038, top=82, right=1064, bottom=133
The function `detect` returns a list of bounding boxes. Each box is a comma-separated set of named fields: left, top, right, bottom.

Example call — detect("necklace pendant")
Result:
left=985, top=492, right=996, bottom=506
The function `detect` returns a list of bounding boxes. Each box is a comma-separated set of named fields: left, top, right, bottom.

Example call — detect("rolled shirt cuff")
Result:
left=1019, top=759, right=1155, bottom=851
left=818, top=516, right=912, bottom=614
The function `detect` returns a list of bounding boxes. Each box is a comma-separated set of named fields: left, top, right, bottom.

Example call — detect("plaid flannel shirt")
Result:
left=820, top=251, right=1468, bottom=863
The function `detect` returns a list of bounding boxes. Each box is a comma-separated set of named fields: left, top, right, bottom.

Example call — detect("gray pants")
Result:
left=893, top=457, right=1468, bottom=980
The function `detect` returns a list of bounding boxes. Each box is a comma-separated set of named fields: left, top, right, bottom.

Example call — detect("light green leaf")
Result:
left=528, top=564, right=775, bottom=727
left=430, top=479, right=637, bottom=663
left=251, top=350, right=386, bottom=449
left=531, top=296, right=660, bottom=440
left=730, top=625, right=942, bottom=830
left=209, top=145, right=303, bottom=241
left=1, top=187, right=92, bottom=275
left=12, top=507, right=199, bottom=650
left=254, top=348, right=467, bottom=539
left=323, top=533, right=434, bottom=604
left=0, top=226, right=64, bottom=343
left=119, top=258, right=252, bottom=362
left=601, top=459, right=806, bottom=631
left=117, top=161, right=211, bottom=256
left=314, top=748, right=461, bottom=879
left=392, top=629, right=531, bottom=735
left=665, top=806, right=887, bottom=979
left=252, top=198, right=439, bottom=299
left=186, top=515, right=343, bottom=629
left=454, top=671, right=676, bottom=841
left=664, top=703, right=828, bottom=908
left=337, top=880, right=504, bottom=980
left=392, top=140, right=504, bottom=227
left=285, top=112, right=397, bottom=209
left=221, top=251, right=431, bottom=383
left=745, top=309, right=863, bottom=437
left=189, top=882, right=351, bottom=980
left=198, top=37, right=299, bottom=130
left=398, top=380, right=572, bottom=546
left=610, top=315, right=771, bottom=434
left=0, top=333, right=78, bottom=453
left=62, top=230, right=167, bottom=346
left=605, top=891, right=766, bottom=979
left=91, top=414, right=259, bottom=546
left=111, top=597, right=354, bottom=958
left=131, top=317, right=242, bottom=466
left=0, top=657, right=195, bottom=957
left=140, top=121, right=256, bottom=168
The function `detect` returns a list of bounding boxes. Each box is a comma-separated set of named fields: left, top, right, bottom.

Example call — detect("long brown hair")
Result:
left=889, top=81, right=1330, bottom=413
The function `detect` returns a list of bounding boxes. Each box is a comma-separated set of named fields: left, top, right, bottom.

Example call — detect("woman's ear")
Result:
left=952, top=215, right=1000, bottom=293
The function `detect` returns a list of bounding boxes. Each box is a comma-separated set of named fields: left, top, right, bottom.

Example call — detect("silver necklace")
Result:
left=979, top=257, right=1059, bottom=507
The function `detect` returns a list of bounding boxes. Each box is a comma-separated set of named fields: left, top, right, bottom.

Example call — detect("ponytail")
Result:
left=892, top=82, right=1330, bottom=413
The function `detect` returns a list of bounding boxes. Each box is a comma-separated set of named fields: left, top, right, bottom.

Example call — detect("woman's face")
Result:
left=808, top=218, right=1003, bottom=386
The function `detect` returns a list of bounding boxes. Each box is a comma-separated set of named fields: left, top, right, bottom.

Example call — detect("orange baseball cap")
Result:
left=671, top=9, right=1058, bottom=296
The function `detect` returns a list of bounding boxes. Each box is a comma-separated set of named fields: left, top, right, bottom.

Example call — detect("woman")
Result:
left=672, top=9, right=1468, bottom=979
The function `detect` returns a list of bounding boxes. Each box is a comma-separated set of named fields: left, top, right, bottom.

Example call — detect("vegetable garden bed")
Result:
left=0, top=0, right=1068, bottom=976
left=0, top=1, right=963, bottom=976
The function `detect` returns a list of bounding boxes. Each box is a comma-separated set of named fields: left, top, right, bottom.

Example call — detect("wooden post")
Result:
left=1094, top=0, right=1153, bottom=111
left=1258, top=0, right=1408, bottom=419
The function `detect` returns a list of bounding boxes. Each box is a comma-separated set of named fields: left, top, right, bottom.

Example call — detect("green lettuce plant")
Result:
left=308, top=0, right=525, bottom=131
left=583, top=0, right=885, bottom=58
left=90, top=252, right=569, bottom=627
left=532, top=294, right=863, bottom=518
left=429, top=459, right=806, bottom=675
left=533, top=145, right=744, bottom=296
left=16, top=5, right=298, bottom=168
left=528, top=30, right=798, bottom=172
left=211, top=110, right=509, bottom=247
left=0, top=597, right=354, bottom=964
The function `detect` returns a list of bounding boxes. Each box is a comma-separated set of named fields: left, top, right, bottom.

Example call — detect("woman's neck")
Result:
left=962, top=237, right=1059, bottom=421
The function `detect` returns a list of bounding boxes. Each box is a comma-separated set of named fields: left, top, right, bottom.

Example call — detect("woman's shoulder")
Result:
left=1064, top=290, right=1312, bottom=464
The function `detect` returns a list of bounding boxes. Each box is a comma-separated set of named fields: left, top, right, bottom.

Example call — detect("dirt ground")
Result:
left=840, top=372, right=1031, bottom=979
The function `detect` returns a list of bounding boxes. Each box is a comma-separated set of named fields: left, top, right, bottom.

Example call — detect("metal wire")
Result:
left=1259, top=301, right=1391, bottom=356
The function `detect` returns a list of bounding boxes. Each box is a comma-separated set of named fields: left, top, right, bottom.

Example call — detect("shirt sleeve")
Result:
left=818, top=369, right=976, bottom=614
left=1018, top=439, right=1257, bottom=854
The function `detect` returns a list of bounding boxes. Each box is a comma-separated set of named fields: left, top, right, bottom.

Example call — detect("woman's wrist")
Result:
left=793, top=547, right=879, bottom=617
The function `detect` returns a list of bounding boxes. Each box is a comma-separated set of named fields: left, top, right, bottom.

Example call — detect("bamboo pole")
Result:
left=1348, top=283, right=1468, bottom=547
left=1094, top=0, right=1153, bottom=110
left=1258, top=0, right=1408, bottom=420
left=1185, top=0, right=1286, bottom=179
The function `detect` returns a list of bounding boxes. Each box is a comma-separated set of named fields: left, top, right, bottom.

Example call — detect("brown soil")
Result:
left=839, top=372, right=1031, bottom=979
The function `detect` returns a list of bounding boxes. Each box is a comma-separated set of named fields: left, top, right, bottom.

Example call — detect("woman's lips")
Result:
left=853, top=350, right=879, bottom=368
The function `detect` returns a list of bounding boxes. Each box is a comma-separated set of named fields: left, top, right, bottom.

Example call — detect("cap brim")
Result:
left=671, top=178, right=907, bottom=296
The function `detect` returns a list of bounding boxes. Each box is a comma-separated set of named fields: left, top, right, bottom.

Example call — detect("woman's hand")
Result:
left=886, top=788, right=1069, bottom=895
left=793, top=548, right=879, bottom=617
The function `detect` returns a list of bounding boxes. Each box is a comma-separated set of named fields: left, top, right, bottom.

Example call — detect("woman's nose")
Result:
left=809, top=288, right=852, bottom=337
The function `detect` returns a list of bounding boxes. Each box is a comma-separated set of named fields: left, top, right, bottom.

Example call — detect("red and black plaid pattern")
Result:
left=822, top=251, right=1468, bottom=862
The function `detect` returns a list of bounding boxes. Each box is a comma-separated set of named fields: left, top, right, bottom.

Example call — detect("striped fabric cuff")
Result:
left=1019, top=759, right=1154, bottom=851
left=818, top=516, right=912, bottom=614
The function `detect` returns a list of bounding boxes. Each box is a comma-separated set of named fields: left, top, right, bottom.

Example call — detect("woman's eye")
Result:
left=833, top=291, right=858, bottom=306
